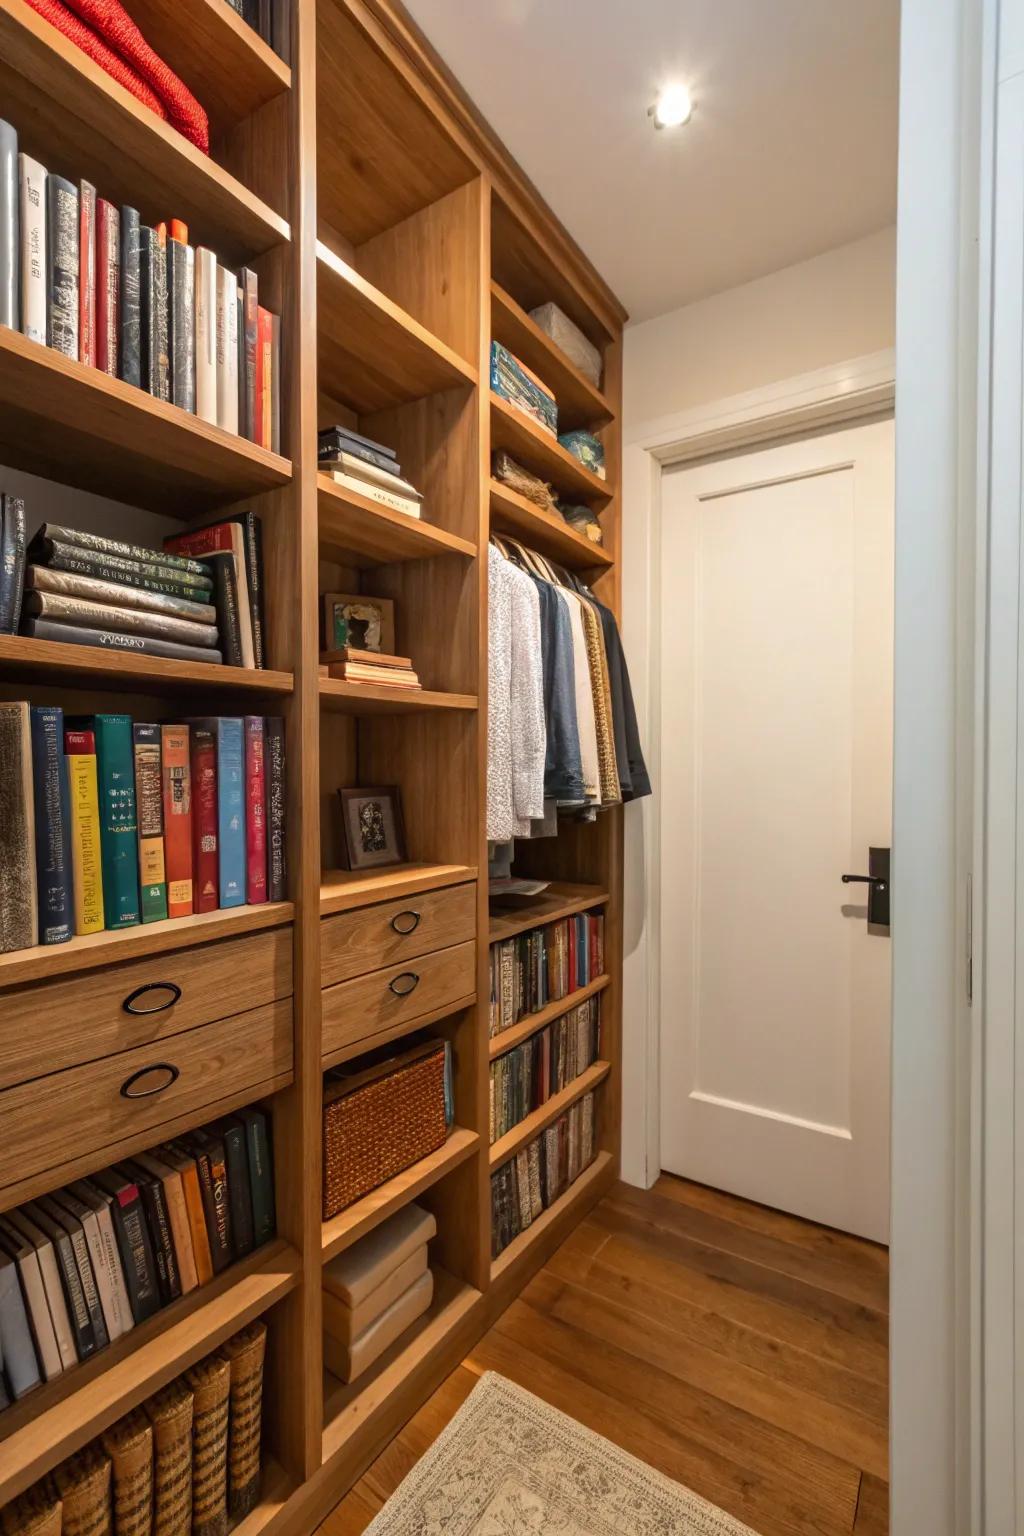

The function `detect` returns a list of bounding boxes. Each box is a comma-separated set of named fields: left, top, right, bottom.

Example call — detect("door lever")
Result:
left=841, top=847, right=890, bottom=929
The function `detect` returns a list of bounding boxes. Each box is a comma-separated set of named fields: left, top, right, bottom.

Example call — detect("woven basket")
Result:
left=102, top=1412, right=154, bottom=1536
left=219, top=1322, right=267, bottom=1518
left=186, top=1355, right=231, bottom=1536
left=322, top=1041, right=447, bottom=1220
left=1, top=1482, right=62, bottom=1536
left=145, top=1380, right=193, bottom=1536
left=51, top=1446, right=112, bottom=1536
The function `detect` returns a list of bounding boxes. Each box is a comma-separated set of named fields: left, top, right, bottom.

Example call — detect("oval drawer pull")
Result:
left=390, top=909, right=422, bottom=935
left=388, top=971, right=420, bottom=997
left=123, top=982, right=182, bottom=1016
left=119, top=1062, right=180, bottom=1099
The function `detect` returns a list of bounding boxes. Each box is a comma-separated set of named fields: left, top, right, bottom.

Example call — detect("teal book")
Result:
left=94, top=714, right=141, bottom=928
left=189, top=717, right=245, bottom=907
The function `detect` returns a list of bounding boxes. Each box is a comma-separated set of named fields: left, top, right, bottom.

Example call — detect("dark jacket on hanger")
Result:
left=528, top=573, right=587, bottom=804
left=578, top=586, right=651, bottom=802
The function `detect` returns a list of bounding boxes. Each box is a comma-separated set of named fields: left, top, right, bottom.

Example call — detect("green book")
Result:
left=132, top=723, right=168, bottom=923
left=93, top=715, right=141, bottom=929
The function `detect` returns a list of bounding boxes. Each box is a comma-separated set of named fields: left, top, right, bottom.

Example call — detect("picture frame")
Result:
left=337, top=786, right=407, bottom=871
left=321, top=591, right=396, bottom=655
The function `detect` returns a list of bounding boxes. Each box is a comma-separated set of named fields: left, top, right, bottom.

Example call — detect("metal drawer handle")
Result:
left=390, top=909, right=421, bottom=936
left=120, top=1063, right=180, bottom=1099
left=123, top=982, right=182, bottom=1016
left=388, top=971, right=420, bottom=997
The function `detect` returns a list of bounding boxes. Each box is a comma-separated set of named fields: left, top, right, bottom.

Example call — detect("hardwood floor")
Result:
left=318, top=1175, right=890, bottom=1536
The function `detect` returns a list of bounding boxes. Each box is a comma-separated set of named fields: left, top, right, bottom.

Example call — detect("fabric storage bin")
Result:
left=528, top=302, right=603, bottom=388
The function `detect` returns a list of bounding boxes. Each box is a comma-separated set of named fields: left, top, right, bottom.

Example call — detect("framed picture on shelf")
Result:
left=337, top=786, right=407, bottom=870
left=321, top=592, right=395, bottom=654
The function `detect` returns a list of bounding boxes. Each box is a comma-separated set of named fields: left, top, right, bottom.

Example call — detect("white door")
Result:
left=658, top=418, right=893, bottom=1242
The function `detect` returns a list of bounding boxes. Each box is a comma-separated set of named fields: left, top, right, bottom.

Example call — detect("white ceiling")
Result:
left=403, top=0, right=900, bottom=323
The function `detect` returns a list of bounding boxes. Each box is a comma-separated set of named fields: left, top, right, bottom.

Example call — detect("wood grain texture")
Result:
left=488, top=883, right=609, bottom=944
left=321, top=881, right=476, bottom=986
left=319, top=679, right=477, bottom=714
left=0, top=634, right=294, bottom=697
left=489, top=975, right=610, bottom=1060
left=490, top=280, right=613, bottom=433
left=321, top=939, right=476, bottom=1058
left=319, top=864, right=477, bottom=915
left=318, top=476, right=476, bottom=566
left=490, top=393, right=612, bottom=506
left=489, top=1060, right=611, bottom=1170
left=489, top=478, right=612, bottom=573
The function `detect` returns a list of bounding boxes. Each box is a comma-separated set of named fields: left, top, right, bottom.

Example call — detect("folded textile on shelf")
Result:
left=492, top=451, right=560, bottom=515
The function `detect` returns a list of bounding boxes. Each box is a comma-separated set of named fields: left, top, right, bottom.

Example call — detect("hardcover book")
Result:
left=24, top=588, right=220, bottom=648
left=90, top=1168, right=162, bottom=1324
left=30, top=704, right=74, bottom=944
left=18, top=153, right=46, bottom=344
left=151, top=222, right=170, bottom=401
left=167, top=229, right=195, bottom=412
left=200, top=550, right=243, bottom=667
left=189, top=724, right=219, bottom=913
left=212, top=717, right=245, bottom=907
left=256, top=304, right=272, bottom=449
left=238, top=1107, right=275, bottom=1246
left=172, top=511, right=265, bottom=667
left=27, top=562, right=217, bottom=625
left=0, top=1216, right=62, bottom=1380
left=0, top=701, right=38, bottom=953
left=240, top=267, right=258, bottom=441
left=32, top=522, right=212, bottom=580
left=216, top=262, right=239, bottom=434
left=120, top=204, right=141, bottom=387
left=70, top=1179, right=134, bottom=1339
left=187, top=1129, right=232, bottom=1273
left=159, top=1143, right=213, bottom=1284
left=161, top=724, right=193, bottom=918
left=30, top=534, right=214, bottom=603
left=25, top=1197, right=96, bottom=1358
left=219, top=1116, right=255, bottom=1259
left=63, top=721, right=108, bottom=935
left=244, top=716, right=267, bottom=904
left=133, top=722, right=168, bottom=922
left=195, top=245, right=218, bottom=424
left=326, top=469, right=421, bottom=518
left=22, top=617, right=224, bottom=665
left=165, top=523, right=253, bottom=666
left=119, top=1158, right=180, bottom=1305
left=78, top=179, right=96, bottom=367
left=0, top=1247, right=42, bottom=1398
left=0, top=491, right=27, bottom=632
left=5, top=1207, right=77, bottom=1369
left=53, top=1185, right=126, bottom=1343
left=46, top=173, right=78, bottom=357
left=133, top=1151, right=198, bottom=1295
left=0, top=119, right=17, bottom=332
left=94, top=712, right=141, bottom=928
left=36, top=1193, right=109, bottom=1350
left=265, top=716, right=286, bottom=902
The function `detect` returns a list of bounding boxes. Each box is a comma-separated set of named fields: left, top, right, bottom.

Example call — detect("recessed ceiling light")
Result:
left=650, top=84, right=692, bottom=129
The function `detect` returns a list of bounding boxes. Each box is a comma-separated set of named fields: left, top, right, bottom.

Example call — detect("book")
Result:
left=32, top=521, right=213, bottom=580
left=132, top=1151, right=198, bottom=1295
left=318, top=425, right=398, bottom=469
left=0, top=701, right=38, bottom=953
left=265, top=716, right=286, bottom=902
left=0, top=1246, right=42, bottom=1398
left=46, top=173, right=78, bottom=356
left=216, top=263, right=239, bottom=434
left=0, top=120, right=17, bottom=331
left=329, top=663, right=420, bottom=688
left=0, top=490, right=27, bottom=632
left=238, top=1107, right=275, bottom=1246
left=202, top=550, right=243, bottom=667
left=29, top=535, right=214, bottom=602
left=56, top=1184, right=128, bottom=1343
left=26, top=562, right=217, bottom=625
left=25, top=1197, right=96, bottom=1359
left=95, top=198, right=120, bottom=375
left=5, top=1207, right=78, bottom=1369
left=219, top=1117, right=255, bottom=1258
left=24, top=588, right=221, bottom=648
left=159, top=1143, right=213, bottom=1285
left=187, top=1129, right=232, bottom=1273
left=326, top=468, right=422, bottom=518
left=179, top=510, right=265, bottom=668
left=151, top=222, right=170, bottom=400
left=22, top=617, right=225, bottom=664
left=30, top=704, right=74, bottom=944
left=167, top=228, right=195, bottom=411
left=323, top=452, right=422, bottom=500
left=120, top=1158, right=180, bottom=1305
left=165, top=523, right=253, bottom=666
left=36, top=1193, right=109, bottom=1351
left=0, top=1216, right=62, bottom=1380
left=240, top=268, right=258, bottom=441
left=90, top=1168, right=162, bottom=1325
left=161, top=724, right=193, bottom=918
left=256, top=304, right=272, bottom=448
left=190, top=724, right=219, bottom=912
left=195, top=245, right=217, bottom=424
left=94, top=712, right=141, bottom=928
left=272, top=0, right=291, bottom=62
left=214, top=717, right=245, bottom=907
left=70, top=1180, right=134, bottom=1340
left=133, top=722, right=168, bottom=922
left=18, top=153, right=46, bottom=344
left=244, top=716, right=267, bottom=904
left=78, top=179, right=96, bottom=366
left=271, top=311, right=281, bottom=453
left=120, top=204, right=141, bottom=387
left=323, top=646, right=413, bottom=668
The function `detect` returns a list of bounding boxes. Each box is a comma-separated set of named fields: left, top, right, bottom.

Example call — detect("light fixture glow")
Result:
left=651, top=83, right=692, bottom=129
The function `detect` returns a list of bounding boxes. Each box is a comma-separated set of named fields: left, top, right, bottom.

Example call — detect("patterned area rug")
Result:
left=364, top=1371, right=758, bottom=1534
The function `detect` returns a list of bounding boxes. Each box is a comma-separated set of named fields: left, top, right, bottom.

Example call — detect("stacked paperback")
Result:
left=0, top=118, right=281, bottom=449
left=489, top=911, right=605, bottom=1037
left=489, top=995, right=601, bottom=1145
left=321, top=646, right=420, bottom=691
left=490, top=340, right=557, bottom=438
left=322, top=1204, right=435, bottom=1385
left=318, top=426, right=423, bottom=519
left=1, top=1323, right=268, bottom=1535
left=0, top=705, right=286, bottom=954
left=0, top=1110, right=274, bottom=1405
left=490, top=1092, right=596, bottom=1259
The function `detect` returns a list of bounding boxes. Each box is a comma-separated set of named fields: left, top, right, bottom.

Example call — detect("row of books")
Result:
left=489, top=996, right=601, bottom=1145
left=489, top=911, right=605, bottom=1037
left=3, top=1323, right=267, bottom=1536
left=318, top=425, right=424, bottom=520
left=0, top=707, right=286, bottom=955
left=0, top=120, right=281, bottom=449
left=490, top=1092, right=596, bottom=1260
left=0, top=1109, right=274, bottom=1405
left=229, top=0, right=291, bottom=62
left=489, top=342, right=606, bottom=477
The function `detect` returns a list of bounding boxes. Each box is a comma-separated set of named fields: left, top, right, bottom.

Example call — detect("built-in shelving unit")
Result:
left=488, top=975, right=610, bottom=1060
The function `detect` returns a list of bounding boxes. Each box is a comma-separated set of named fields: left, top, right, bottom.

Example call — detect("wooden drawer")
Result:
left=0, top=927, right=293, bottom=1091
left=322, top=940, right=476, bottom=1059
left=0, top=1001, right=293, bottom=1197
left=320, top=882, right=476, bottom=989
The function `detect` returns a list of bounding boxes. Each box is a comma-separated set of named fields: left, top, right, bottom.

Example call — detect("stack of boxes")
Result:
left=322, top=1204, right=435, bottom=1383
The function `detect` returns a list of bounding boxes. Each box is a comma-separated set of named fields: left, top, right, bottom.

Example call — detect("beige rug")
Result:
left=364, top=1370, right=758, bottom=1534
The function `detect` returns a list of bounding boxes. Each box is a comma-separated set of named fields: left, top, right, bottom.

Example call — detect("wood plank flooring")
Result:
left=318, top=1175, right=889, bottom=1536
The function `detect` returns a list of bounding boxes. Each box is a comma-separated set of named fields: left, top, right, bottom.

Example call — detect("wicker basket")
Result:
left=1, top=1482, right=62, bottom=1536
left=50, top=1446, right=112, bottom=1536
left=102, top=1412, right=154, bottom=1536
left=145, top=1381, right=193, bottom=1536
left=322, top=1040, right=447, bottom=1220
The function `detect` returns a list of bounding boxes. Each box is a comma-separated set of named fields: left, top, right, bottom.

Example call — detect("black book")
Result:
left=265, top=716, right=286, bottom=902
left=187, top=1130, right=232, bottom=1274
left=167, top=234, right=195, bottom=412
left=119, top=1160, right=181, bottom=1305
left=90, top=1168, right=162, bottom=1324
left=238, top=1106, right=275, bottom=1246
left=272, top=0, right=290, bottom=64
left=120, top=206, right=142, bottom=388
left=22, top=617, right=225, bottom=666
left=239, top=268, right=258, bottom=442
left=0, top=1247, right=41, bottom=1399
left=202, top=551, right=243, bottom=667
left=152, top=229, right=170, bottom=401
left=241, top=0, right=258, bottom=23
left=46, top=174, right=78, bottom=357
left=218, top=1118, right=254, bottom=1259
left=318, top=427, right=399, bottom=476
left=257, top=0, right=271, bottom=39
left=0, top=492, right=26, bottom=634
left=24, top=1199, right=96, bottom=1359
left=188, top=511, right=265, bottom=668
left=35, top=1194, right=108, bottom=1351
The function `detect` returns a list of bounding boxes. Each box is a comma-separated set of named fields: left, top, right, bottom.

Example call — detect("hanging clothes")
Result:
left=487, top=545, right=546, bottom=842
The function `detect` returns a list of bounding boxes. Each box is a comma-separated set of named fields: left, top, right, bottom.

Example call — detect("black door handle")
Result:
left=841, top=874, right=888, bottom=890
left=841, top=847, right=890, bottom=928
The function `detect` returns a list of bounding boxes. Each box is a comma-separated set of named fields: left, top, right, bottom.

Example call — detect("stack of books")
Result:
left=0, top=705, right=287, bottom=954
left=0, top=118, right=282, bottom=448
left=165, top=512, right=266, bottom=669
left=489, top=995, right=601, bottom=1144
left=321, top=645, right=421, bottom=691
left=322, top=1204, right=435, bottom=1384
left=0, top=1109, right=274, bottom=1403
left=318, top=426, right=423, bottom=519
left=490, top=340, right=558, bottom=437
left=489, top=911, right=605, bottom=1037
left=490, top=1091, right=596, bottom=1259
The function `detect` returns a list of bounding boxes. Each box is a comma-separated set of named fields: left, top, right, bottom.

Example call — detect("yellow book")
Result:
left=64, top=725, right=105, bottom=934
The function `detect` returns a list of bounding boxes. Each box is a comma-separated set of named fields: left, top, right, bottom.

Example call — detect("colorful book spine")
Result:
left=78, top=180, right=96, bottom=367
left=152, top=222, right=170, bottom=401
left=95, top=197, right=119, bottom=376
left=30, top=705, right=73, bottom=945
left=120, top=205, right=141, bottom=388
left=133, top=723, right=167, bottom=923
left=161, top=725, right=193, bottom=919
left=265, top=717, right=286, bottom=903
left=244, top=717, right=267, bottom=905
left=216, top=718, right=245, bottom=907
left=0, top=702, right=38, bottom=953
left=256, top=305, right=272, bottom=449
left=64, top=726, right=105, bottom=935
left=190, top=725, right=218, bottom=913
left=240, top=268, right=258, bottom=441
left=94, top=714, right=140, bottom=928
left=18, top=153, right=46, bottom=344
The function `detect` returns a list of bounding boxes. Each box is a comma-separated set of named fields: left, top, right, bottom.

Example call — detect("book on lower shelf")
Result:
left=322, top=1203, right=437, bottom=1384
left=491, top=1091, right=597, bottom=1260
left=490, top=910, right=605, bottom=1036
left=489, top=995, right=601, bottom=1143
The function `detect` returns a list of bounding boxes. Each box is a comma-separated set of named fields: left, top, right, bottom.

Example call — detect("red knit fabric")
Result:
left=24, top=0, right=168, bottom=122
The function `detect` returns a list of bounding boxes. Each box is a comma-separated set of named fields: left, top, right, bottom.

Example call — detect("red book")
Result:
left=189, top=725, right=218, bottom=913
left=244, top=717, right=267, bottom=905
left=161, top=724, right=193, bottom=919
left=255, top=306, right=272, bottom=449
left=78, top=180, right=96, bottom=367
left=96, top=198, right=120, bottom=376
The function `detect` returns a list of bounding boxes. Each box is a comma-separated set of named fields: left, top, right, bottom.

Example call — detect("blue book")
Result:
left=93, top=714, right=141, bottom=928
left=30, top=705, right=74, bottom=945
left=191, top=718, right=245, bottom=907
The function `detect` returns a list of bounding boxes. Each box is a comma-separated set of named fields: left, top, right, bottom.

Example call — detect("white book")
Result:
left=216, top=263, right=239, bottom=434
left=195, top=246, right=218, bottom=425
left=0, top=1216, right=62, bottom=1380
left=69, top=1181, right=133, bottom=1339
left=18, top=153, right=46, bottom=344
left=55, top=1188, right=123, bottom=1342
left=6, top=1207, right=77, bottom=1369
left=328, top=469, right=422, bottom=519
left=325, top=452, right=422, bottom=499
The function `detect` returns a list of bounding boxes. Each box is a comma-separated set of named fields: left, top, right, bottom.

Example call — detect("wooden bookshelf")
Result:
left=488, top=882, right=610, bottom=944
left=489, top=976, right=610, bottom=1060
left=489, top=479, right=613, bottom=572
left=318, top=679, right=477, bottom=715
left=318, top=475, right=476, bottom=566
left=319, top=864, right=477, bottom=916
left=491, top=281, right=613, bottom=433
left=489, top=1060, right=612, bottom=1171
left=490, top=393, right=613, bottom=505
left=321, top=1128, right=480, bottom=1262
left=0, top=634, right=295, bottom=696
left=490, top=1150, right=616, bottom=1285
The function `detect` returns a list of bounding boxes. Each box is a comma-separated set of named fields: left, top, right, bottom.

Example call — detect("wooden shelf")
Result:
left=488, top=882, right=609, bottom=944
left=489, top=976, right=610, bottom=1061
left=489, top=480, right=613, bottom=572
left=319, top=678, right=477, bottom=715
left=0, top=1240, right=301, bottom=1506
left=491, top=1151, right=615, bottom=1284
left=489, top=1060, right=611, bottom=1171
left=0, top=901, right=294, bottom=990
left=231, top=1458, right=294, bottom=1536
left=318, top=475, right=476, bottom=566
left=0, top=328, right=291, bottom=513
left=321, top=1127, right=480, bottom=1264
left=490, top=393, right=612, bottom=506
left=0, top=0, right=289, bottom=262
left=320, top=864, right=476, bottom=917
left=0, top=634, right=294, bottom=698
left=491, top=281, right=613, bottom=433
left=318, top=242, right=478, bottom=412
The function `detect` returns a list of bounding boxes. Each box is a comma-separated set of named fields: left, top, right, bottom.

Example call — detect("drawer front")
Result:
left=0, top=927, right=293, bottom=1091
left=322, top=940, right=476, bottom=1059
left=320, top=882, right=476, bottom=989
left=0, top=1001, right=294, bottom=1196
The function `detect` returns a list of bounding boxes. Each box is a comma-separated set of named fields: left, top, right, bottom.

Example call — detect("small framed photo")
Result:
left=337, top=786, right=407, bottom=870
left=322, top=592, right=395, bottom=655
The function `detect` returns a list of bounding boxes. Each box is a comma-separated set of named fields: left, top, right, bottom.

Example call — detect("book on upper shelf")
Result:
left=318, top=426, right=422, bottom=518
